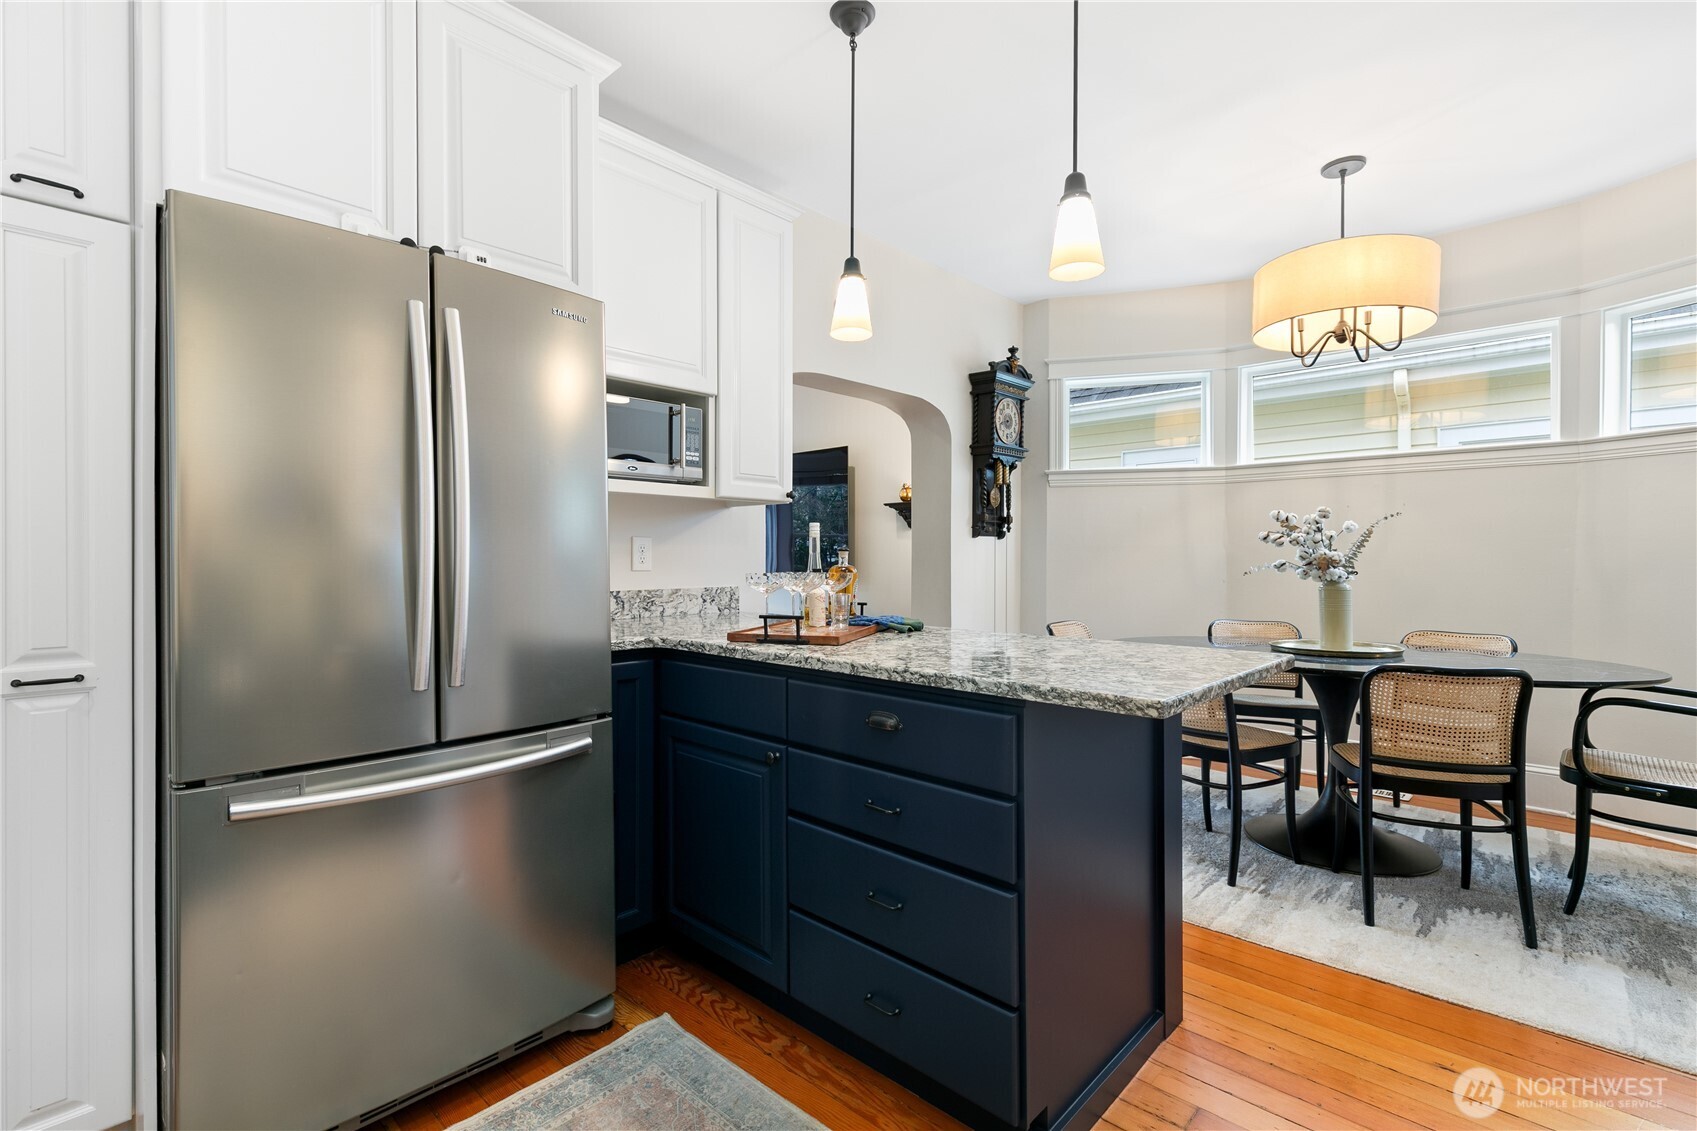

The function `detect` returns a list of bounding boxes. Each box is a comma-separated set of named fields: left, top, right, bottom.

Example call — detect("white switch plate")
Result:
left=631, top=536, right=653, bottom=572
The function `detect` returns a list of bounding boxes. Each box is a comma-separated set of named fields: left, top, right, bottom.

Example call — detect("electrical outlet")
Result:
left=631, top=536, right=653, bottom=572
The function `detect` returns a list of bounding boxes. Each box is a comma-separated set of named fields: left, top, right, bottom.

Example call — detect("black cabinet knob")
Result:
left=765, top=750, right=781, bottom=765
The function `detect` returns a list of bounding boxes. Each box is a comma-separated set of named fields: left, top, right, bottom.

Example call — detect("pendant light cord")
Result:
left=1071, top=0, right=1079, bottom=174
left=1339, top=169, right=1347, bottom=239
left=849, top=35, right=858, bottom=260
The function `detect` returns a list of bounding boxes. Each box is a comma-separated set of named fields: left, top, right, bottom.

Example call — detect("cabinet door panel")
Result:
left=419, top=1, right=602, bottom=290
left=1, top=202, right=130, bottom=689
left=1, top=0, right=130, bottom=221
left=161, top=0, right=416, bottom=236
left=612, top=660, right=655, bottom=937
left=715, top=197, right=792, bottom=502
left=0, top=203, right=131, bottom=1131
left=595, top=140, right=716, bottom=393
left=662, top=718, right=785, bottom=987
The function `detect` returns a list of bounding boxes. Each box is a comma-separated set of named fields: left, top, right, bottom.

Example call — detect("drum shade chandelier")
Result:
left=1251, top=156, right=1441, bottom=367
left=1048, top=0, right=1105, bottom=282
left=828, top=0, right=876, bottom=341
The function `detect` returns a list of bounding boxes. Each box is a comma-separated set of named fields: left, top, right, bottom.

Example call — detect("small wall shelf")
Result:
left=883, top=500, right=912, bottom=527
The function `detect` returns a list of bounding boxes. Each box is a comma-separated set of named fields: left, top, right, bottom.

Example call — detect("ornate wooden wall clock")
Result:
left=968, top=347, right=1033, bottom=539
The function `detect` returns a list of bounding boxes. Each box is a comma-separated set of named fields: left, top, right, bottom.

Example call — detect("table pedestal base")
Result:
left=1245, top=800, right=1441, bottom=877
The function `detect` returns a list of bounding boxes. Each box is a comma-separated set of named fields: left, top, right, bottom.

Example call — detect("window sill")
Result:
left=1045, top=427, right=1696, bottom=486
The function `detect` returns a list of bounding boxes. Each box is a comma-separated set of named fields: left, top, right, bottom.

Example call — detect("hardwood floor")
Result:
left=387, top=815, right=1693, bottom=1131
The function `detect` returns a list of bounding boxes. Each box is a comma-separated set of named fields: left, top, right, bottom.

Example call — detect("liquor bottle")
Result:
left=828, top=548, right=858, bottom=624
left=804, top=523, right=829, bottom=628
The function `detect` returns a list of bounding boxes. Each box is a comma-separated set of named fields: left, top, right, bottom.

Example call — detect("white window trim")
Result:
left=1236, top=318, right=1562, bottom=466
left=1049, top=368, right=1212, bottom=472
left=1601, top=286, right=1697, bottom=436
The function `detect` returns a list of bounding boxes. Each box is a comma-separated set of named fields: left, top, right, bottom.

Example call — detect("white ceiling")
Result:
left=519, top=1, right=1697, bottom=304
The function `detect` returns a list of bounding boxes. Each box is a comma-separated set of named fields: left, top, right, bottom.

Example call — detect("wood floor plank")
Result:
left=1168, top=1026, right=1429, bottom=1130
left=1112, top=1078, right=1201, bottom=1129
left=1183, top=935, right=1689, bottom=1128
left=1185, top=925, right=1697, bottom=1118
left=1097, top=1094, right=1186, bottom=1130
left=1139, top=1060, right=1306, bottom=1130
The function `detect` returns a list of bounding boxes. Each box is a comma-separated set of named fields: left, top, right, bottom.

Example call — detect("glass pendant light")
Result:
left=1049, top=0, right=1105, bottom=282
left=829, top=1, right=876, bottom=341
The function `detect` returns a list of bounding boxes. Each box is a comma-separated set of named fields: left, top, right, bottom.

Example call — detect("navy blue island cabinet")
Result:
left=619, top=652, right=1184, bottom=1131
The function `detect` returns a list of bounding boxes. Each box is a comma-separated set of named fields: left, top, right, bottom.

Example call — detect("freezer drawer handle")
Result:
left=9, top=172, right=84, bottom=199
left=443, top=306, right=472, bottom=687
left=9, top=673, right=85, bottom=688
left=225, top=734, right=592, bottom=822
left=406, top=299, right=436, bottom=692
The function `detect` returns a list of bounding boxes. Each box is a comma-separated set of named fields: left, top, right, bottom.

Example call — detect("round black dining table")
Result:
left=1125, top=636, right=1672, bottom=876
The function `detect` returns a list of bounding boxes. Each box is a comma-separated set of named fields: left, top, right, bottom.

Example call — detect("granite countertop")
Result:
left=611, top=614, right=1293, bottom=719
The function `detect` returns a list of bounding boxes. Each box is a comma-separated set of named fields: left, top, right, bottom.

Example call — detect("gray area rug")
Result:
left=451, top=1014, right=824, bottom=1130
left=1182, top=783, right=1697, bottom=1071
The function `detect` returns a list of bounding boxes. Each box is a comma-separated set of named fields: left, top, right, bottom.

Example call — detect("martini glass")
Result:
left=745, top=572, right=782, bottom=617
left=778, top=572, right=808, bottom=622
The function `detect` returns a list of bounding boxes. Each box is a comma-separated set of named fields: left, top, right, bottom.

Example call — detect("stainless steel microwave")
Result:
left=607, top=394, right=704, bottom=482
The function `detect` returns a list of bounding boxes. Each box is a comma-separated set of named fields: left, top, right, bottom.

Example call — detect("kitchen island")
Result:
left=609, top=615, right=1289, bottom=1130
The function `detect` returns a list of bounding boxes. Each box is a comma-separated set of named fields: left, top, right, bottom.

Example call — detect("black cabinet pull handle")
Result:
left=862, top=993, right=902, bottom=1018
left=865, top=710, right=902, bottom=733
left=865, top=890, right=904, bottom=912
left=10, top=673, right=86, bottom=688
left=9, top=173, right=84, bottom=199
left=765, top=750, right=781, bottom=765
left=863, top=798, right=902, bottom=816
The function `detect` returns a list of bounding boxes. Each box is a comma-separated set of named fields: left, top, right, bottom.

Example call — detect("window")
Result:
left=1604, top=291, right=1697, bottom=433
left=1061, top=372, right=1208, bottom=469
left=1241, top=326, right=1555, bottom=463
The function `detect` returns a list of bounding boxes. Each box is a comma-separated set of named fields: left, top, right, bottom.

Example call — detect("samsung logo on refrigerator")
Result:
left=550, top=307, right=588, bottom=323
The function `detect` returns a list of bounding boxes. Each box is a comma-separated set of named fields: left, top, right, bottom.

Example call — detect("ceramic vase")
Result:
left=1318, top=580, right=1354, bottom=651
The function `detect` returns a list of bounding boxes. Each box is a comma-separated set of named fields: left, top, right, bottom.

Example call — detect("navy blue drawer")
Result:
left=787, top=679, right=1017, bottom=795
left=788, top=750, right=1018, bottom=884
left=789, top=820, right=1019, bottom=1006
left=790, top=913, right=1020, bottom=1125
left=661, top=659, right=786, bottom=739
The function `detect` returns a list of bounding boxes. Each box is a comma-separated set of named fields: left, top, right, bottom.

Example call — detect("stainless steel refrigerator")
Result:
left=158, top=192, right=614, bottom=1130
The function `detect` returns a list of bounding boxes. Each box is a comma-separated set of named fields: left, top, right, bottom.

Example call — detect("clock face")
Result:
left=993, top=398, right=1021, bottom=445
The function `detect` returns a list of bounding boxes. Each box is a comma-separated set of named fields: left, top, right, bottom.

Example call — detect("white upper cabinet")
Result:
left=418, top=0, right=616, bottom=291
left=1, top=0, right=131, bottom=222
left=595, top=128, right=718, bottom=394
left=161, top=0, right=418, bottom=237
left=715, top=195, right=794, bottom=503
left=0, top=200, right=133, bottom=1131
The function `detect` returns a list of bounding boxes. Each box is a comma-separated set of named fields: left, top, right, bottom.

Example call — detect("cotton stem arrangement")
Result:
left=1246, top=507, right=1401, bottom=583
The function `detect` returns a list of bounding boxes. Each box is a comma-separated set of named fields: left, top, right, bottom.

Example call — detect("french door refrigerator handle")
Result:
left=406, top=299, right=436, bottom=692
left=443, top=306, right=472, bottom=688
left=226, top=734, right=593, bottom=822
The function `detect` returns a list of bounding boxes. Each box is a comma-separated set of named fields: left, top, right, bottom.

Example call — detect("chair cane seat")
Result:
left=1562, top=746, right=1697, bottom=791
left=1183, top=719, right=1301, bottom=756
left=1333, top=741, right=1511, bottom=784
left=1232, top=692, right=1321, bottom=716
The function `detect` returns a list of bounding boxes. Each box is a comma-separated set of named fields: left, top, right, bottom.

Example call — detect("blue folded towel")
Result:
left=846, top=615, right=924, bottom=633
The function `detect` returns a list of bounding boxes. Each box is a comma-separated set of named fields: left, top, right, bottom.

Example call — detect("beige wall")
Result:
left=791, top=385, right=913, bottom=615
left=1025, top=161, right=1697, bottom=825
left=609, top=210, right=1025, bottom=630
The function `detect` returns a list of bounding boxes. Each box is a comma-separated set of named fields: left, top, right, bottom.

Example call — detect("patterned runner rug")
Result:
left=451, top=1014, right=824, bottom=1130
left=1182, top=783, right=1697, bottom=1072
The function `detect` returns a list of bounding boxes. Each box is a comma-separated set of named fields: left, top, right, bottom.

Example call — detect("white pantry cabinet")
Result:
left=160, top=0, right=418, bottom=237
left=0, top=201, right=133, bottom=1131
left=1, top=0, right=131, bottom=223
left=715, top=195, right=794, bottom=503
left=595, top=130, right=718, bottom=394
left=418, top=0, right=616, bottom=290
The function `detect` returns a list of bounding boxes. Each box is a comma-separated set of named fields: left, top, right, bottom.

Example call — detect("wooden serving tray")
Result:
left=727, top=621, right=880, bottom=646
